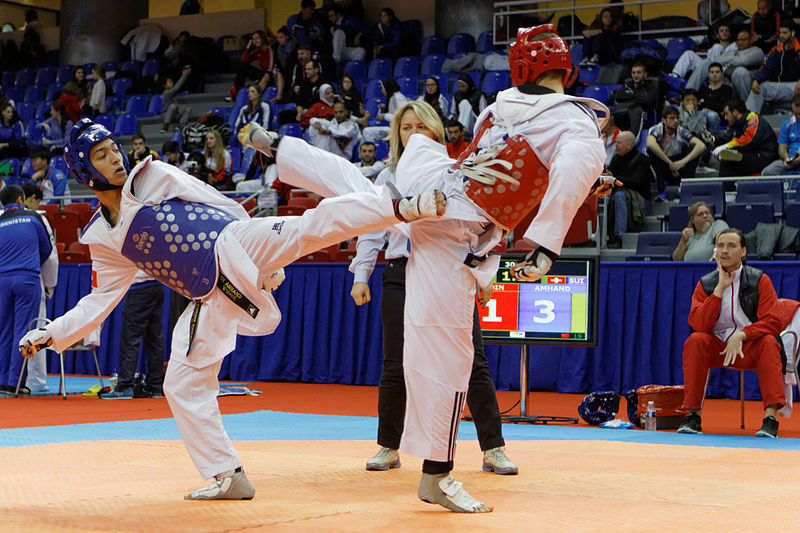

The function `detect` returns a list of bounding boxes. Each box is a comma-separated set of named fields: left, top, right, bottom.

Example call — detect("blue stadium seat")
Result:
left=147, top=94, right=163, bottom=115
left=725, top=202, right=774, bottom=233
left=35, top=101, right=51, bottom=120
left=278, top=123, right=302, bottom=138
left=4, top=87, right=22, bottom=103
left=141, top=58, right=160, bottom=78
left=16, top=102, right=34, bottom=124
left=112, top=78, right=133, bottom=98
left=113, top=113, right=138, bottom=137
left=579, top=66, right=600, bottom=84
left=263, top=86, right=279, bottom=102
left=94, top=113, right=115, bottom=131
left=15, top=68, right=35, bottom=89
left=34, top=67, right=55, bottom=87
left=374, top=140, right=389, bottom=161
left=55, top=65, right=74, bottom=86
left=25, top=122, right=42, bottom=145
left=20, top=157, right=33, bottom=175
left=105, top=96, right=124, bottom=114
left=421, top=34, right=446, bottom=56
left=666, top=37, right=694, bottom=65
left=476, top=31, right=494, bottom=53
left=626, top=232, right=683, bottom=261
left=582, top=85, right=613, bottom=104
left=234, top=87, right=249, bottom=109
left=125, top=95, right=149, bottom=117
left=364, top=97, right=388, bottom=126
left=447, top=33, right=474, bottom=56
left=101, top=61, right=119, bottom=73
left=120, top=60, right=142, bottom=76
left=735, top=180, right=784, bottom=217
left=397, top=76, right=419, bottom=99
left=364, top=79, right=384, bottom=100
left=481, top=71, right=509, bottom=95
left=367, top=58, right=392, bottom=80
left=679, top=181, right=726, bottom=219
left=343, top=59, right=367, bottom=80
left=2, top=70, right=14, bottom=88
left=208, top=107, right=228, bottom=120
left=570, top=43, right=584, bottom=66
left=23, top=85, right=43, bottom=104
left=171, top=129, right=182, bottom=149
left=45, top=84, right=61, bottom=101
left=82, top=63, right=96, bottom=75
left=786, top=200, right=800, bottom=228
left=227, top=147, right=241, bottom=173
left=420, top=54, right=445, bottom=76
left=394, top=56, right=419, bottom=77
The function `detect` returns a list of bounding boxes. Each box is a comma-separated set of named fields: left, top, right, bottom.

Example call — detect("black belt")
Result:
left=463, top=253, right=487, bottom=268
left=217, top=272, right=259, bottom=318
left=388, top=257, right=408, bottom=266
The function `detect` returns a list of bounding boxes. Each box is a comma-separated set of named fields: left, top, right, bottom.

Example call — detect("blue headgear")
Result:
left=63, top=118, right=129, bottom=191
left=623, top=389, right=642, bottom=428
left=577, top=391, right=621, bottom=426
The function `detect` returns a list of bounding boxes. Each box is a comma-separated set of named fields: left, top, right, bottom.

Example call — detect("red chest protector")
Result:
left=453, top=113, right=550, bottom=232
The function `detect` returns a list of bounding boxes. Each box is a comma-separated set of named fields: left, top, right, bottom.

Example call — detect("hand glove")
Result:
left=712, top=145, right=726, bottom=158
left=262, top=268, right=285, bottom=292
left=19, top=328, right=53, bottom=358
left=510, top=248, right=554, bottom=282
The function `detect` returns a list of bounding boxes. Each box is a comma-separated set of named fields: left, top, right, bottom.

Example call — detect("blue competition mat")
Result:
left=0, top=376, right=253, bottom=397
left=2, top=409, right=799, bottom=451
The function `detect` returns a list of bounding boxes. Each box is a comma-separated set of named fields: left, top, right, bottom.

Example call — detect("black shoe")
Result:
left=755, top=415, right=779, bottom=438
left=677, top=412, right=702, bottom=434
left=0, top=385, right=29, bottom=395
left=606, top=236, right=622, bottom=249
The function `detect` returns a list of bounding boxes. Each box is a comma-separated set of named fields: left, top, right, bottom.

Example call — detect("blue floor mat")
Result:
left=2, top=410, right=799, bottom=451
left=0, top=376, right=252, bottom=396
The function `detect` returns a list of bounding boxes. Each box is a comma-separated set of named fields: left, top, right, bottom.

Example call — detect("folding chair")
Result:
left=16, top=318, right=104, bottom=399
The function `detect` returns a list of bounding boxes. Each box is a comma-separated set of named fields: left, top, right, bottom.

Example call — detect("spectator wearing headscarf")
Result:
left=418, top=77, right=448, bottom=119
left=362, top=77, right=408, bottom=143
left=449, top=73, right=486, bottom=133
left=300, top=83, right=336, bottom=128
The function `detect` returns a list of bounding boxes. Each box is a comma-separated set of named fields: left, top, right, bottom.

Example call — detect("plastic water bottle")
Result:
left=645, top=401, right=657, bottom=431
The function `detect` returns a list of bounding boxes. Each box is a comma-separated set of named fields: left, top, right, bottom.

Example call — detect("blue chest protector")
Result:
left=120, top=199, right=236, bottom=299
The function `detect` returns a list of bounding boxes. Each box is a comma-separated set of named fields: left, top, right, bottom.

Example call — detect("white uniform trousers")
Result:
left=25, top=285, right=48, bottom=391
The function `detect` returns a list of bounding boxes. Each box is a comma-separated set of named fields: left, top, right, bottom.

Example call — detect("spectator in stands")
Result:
left=339, top=74, right=363, bottom=119
left=679, top=89, right=712, bottom=142
left=203, top=129, right=233, bottom=190
left=580, top=8, right=622, bottom=66
left=677, top=228, right=784, bottom=438
left=179, top=0, right=202, bottom=15
left=20, top=8, right=40, bottom=32
left=226, top=30, right=276, bottom=102
left=606, top=130, right=653, bottom=248
left=37, top=101, right=72, bottom=154
left=445, top=119, right=469, bottom=158
left=356, top=141, right=385, bottom=181
left=363, top=78, right=407, bottom=143
left=698, top=62, right=733, bottom=132
left=127, top=133, right=160, bottom=167
left=373, top=7, right=401, bottom=61
left=450, top=73, right=487, bottom=134
left=19, top=28, right=45, bottom=67
left=185, top=150, right=209, bottom=182
left=697, top=0, right=731, bottom=27
left=686, top=30, right=764, bottom=96
left=88, top=65, right=106, bottom=117
left=612, top=61, right=660, bottom=136
left=743, top=21, right=800, bottom=114
left=601, top=114, right=620, bottom=168
left=0, top=184, right=53, bottom=395
left=419, top=77, right=449, bottom=120
left=301, top=83, right=336, bottom=129
left=761, top=93, right=800, bottom=177
left=712, top=98, right=778, bottom=176
left=234, top=84, right=271, bottom=181
left=672, top=201, right=729, bottom=261
left=671, top=24, right=736, bottom=79
left=61, top=66, right=90, bottom=121
left=160, top=65, right=192, bottom=133
left=646, top=106, right=707, bottom=200
left=328, top=4, right=366, bottom=69
left=29, top=146, right=68, bottom=205
left=308, top=100, right=361, bottom=159
left=751, top=0, right=782, bottom=53
left=161, top=140, right=188, bottom=172
left=0, top=101, right=26, bottom=159
left=290, top=0, right=327, bottom=50
left=295, top=59, right=325, bottom=124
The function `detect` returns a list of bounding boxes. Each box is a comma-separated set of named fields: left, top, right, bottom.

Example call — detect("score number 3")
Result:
left=484, top=299, right=556, bottom=323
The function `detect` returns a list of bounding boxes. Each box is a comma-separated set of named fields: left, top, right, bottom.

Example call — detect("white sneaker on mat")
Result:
left=482, top=446, right=519, bottom=475
left=365, top=447, right=401, bottom=471
left=417, top=472, right=492, bottom=513
left=184, top=468, right=255, bottom=500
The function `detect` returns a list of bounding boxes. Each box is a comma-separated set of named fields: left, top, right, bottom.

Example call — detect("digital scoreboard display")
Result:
left=479, top=254, right=599, bottom=346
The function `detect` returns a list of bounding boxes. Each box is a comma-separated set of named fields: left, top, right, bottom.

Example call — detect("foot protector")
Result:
left=184, top=468, right=255, bottom=500
left=417, top=473, right=492, bottom=513
left=238, top=122, right=279, bottom=156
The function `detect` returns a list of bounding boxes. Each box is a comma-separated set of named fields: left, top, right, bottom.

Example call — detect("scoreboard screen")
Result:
left=479, top=254, right=599, bottom=346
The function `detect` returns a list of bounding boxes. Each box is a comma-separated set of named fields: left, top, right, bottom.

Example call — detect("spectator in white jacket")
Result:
left=308, top=101, right=361, bottom=159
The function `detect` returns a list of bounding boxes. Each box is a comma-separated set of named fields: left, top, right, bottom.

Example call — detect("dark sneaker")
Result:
left=755, top=415, right=779, bottom=438
left=101, top=386, right=134, bottom=400
left=677, top=412, right=702, bottom=434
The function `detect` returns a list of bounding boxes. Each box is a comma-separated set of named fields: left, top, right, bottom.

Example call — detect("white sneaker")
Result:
left=365, top=447, right=401, bottom=471
left=184, top=468, right=255, bottom=500
left=482, top=446, right=518, bottom=475
left=396, top=190, right=446, bottom=221
left=417, top=473, right=493, bottom=513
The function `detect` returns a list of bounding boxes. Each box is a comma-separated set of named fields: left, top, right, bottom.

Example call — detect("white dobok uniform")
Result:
left=277, top=87, right=608, bottom=462
left=43, top=157, right=410, bottom=479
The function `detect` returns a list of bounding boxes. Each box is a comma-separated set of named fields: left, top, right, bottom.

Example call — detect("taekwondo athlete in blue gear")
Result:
left=0, top=184, right=53, bottom=395
left=18, top=118, right=447, bottom=501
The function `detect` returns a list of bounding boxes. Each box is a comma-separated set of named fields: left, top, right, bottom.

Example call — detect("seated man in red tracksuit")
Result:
left=678, top=228, right=786, bottom=437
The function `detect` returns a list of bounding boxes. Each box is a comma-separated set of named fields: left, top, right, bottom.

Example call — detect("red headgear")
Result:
left=508, top=24, right=572, bottom=87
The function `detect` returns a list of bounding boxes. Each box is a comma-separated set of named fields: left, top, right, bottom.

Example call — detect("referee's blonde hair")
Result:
left=387, top=100, right=446, bottom=172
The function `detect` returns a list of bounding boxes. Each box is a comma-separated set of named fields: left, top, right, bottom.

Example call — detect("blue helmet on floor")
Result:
left=577, top=391, right=621, bottom=425
left=63, top=118, right=129, bottom=190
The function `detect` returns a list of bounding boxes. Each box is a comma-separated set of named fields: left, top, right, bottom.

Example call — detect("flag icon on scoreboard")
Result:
left=547, top=276, right=566, bottom=284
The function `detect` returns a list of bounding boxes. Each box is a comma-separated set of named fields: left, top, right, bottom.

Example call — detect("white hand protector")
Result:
left=590, top=175, right=623, bottom=197
left=262, top=268, right=286, bottom=292
left=19, top=328, right=53, bottom=358
left=511, top=248, right=554, bottom=282
left=712, top=145, right=726, bottom=158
